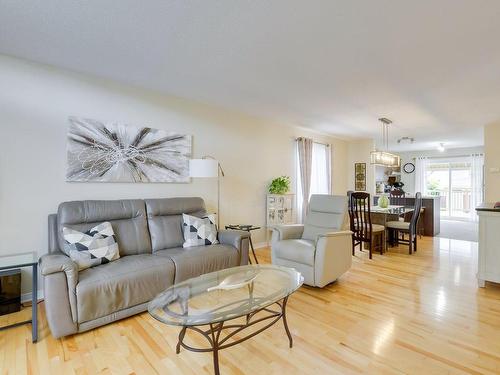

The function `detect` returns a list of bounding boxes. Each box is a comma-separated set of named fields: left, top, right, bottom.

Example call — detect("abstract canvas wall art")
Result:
left=66, top=117, right=192, bottom=182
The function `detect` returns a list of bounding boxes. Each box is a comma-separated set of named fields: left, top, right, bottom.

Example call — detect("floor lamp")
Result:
left=189, top=156, right=225, bottom=228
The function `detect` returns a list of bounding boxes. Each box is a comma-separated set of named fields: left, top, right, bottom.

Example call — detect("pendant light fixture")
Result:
left=370, top=117, right=400, bottom=167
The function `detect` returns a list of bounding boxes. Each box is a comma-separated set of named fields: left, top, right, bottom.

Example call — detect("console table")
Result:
left=0, top=252, right=38, bottom=342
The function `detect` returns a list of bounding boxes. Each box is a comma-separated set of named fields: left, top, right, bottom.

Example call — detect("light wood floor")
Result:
left=2, top=237, right=500, bottom=374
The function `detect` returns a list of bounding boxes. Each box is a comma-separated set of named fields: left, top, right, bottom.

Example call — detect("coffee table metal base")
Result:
left=175, top=296, right=292, bottom=375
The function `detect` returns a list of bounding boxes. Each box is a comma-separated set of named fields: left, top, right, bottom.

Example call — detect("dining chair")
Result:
left=349, top=192, right=385, bottom=259
left=389, top=189, right=406, bottom=206
left=386, top=192, right=422, bottom=254
left=389, top=189, right=408, bottom=222
left=418, top=207, right=425, bottom=238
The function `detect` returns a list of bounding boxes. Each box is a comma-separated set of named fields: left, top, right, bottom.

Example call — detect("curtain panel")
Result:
left=470, top=153, right=484, bottom=222
left=414, top=157, right=428, bottom=196
left=297, top=137, right=313, bottom=222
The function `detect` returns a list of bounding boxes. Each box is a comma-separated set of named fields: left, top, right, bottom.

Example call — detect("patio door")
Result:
left=425, top=156, right=483, bottom=221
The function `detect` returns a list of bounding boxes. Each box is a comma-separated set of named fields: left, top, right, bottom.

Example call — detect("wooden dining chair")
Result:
left=386, top=192, right=422, bottom=254
left=349, top=192, right=385, bottom=259
left=389, top=189, right=408, bottom=222
left=390, top=189, right=406, bottom=205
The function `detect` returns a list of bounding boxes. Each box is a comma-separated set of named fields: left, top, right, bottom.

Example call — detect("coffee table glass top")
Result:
left=149, top=265, right=303, bottom=326
left=0, top=252, right=38, bottom=270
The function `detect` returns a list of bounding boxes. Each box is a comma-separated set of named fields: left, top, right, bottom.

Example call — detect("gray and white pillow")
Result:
left=63, top=221, right=120, bottom=271
left=182, top=213, right=219, bottom=248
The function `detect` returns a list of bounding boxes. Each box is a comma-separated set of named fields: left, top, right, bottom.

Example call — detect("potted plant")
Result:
left=268, top=176, right=291, bottom=194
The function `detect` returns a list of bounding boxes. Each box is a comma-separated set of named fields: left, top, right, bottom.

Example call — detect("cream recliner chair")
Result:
left=271, top=194, right=352, bottom=287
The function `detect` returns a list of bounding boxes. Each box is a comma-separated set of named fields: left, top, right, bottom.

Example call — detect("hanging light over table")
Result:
left=370, top=118, right=400, bottom=167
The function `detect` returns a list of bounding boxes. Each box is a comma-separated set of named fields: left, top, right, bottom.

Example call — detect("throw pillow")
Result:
left=182, top=213, right=219, bottom=248
left=63, top=221, right=120, bottom=270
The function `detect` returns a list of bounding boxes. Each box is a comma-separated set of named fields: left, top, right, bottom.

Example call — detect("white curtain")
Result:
left=297, top=137, right=313, bottom=223
left=470, top=153, right=484, bottom=222
left=414, top=157, right=428, bottom=195
left=296, top=140, right=331, bottom=223
left=310, top=143, right=331, bottom=195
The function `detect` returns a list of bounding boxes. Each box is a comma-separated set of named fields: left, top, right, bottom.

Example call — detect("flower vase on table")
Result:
left=378, top=194, right=390, bottom=208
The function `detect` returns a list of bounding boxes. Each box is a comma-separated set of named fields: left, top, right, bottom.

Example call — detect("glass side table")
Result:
left=225, top=225, right=260, bottom=264
left=0, top=252, right=38, bottom=342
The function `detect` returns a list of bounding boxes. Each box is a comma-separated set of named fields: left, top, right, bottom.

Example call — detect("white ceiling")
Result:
left=1, top=0, right=498, bottom=151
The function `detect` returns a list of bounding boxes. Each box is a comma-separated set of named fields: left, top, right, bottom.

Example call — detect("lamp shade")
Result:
left=370, top=151, right=400, bottom=168
left=189, top=159, right=218, bottom=178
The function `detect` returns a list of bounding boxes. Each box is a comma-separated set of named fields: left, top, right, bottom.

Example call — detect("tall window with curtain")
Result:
left=296, top=138, right=331, bottom=222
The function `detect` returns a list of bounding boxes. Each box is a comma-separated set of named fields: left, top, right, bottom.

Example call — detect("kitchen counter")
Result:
left=476, top=203, right=500, bottom=287
left=475, top=203, right=500, bottom=212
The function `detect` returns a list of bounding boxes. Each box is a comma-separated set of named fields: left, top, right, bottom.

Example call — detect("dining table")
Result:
left=370, top=205, right=415, bottom=227
left=365, top=205, right=415, bottom=252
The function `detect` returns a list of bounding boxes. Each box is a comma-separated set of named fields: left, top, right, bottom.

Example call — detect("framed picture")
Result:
left=354, top=163, right=366, bottom=191
left=66, top=117, right=192, bottom=183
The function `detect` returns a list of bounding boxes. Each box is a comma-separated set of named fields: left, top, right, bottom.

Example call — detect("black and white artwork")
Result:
left=66, top=117, right=192, bottom=182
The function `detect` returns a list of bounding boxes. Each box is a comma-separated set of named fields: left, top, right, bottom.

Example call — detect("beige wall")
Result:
left=0, top=55, right=349, bottom=295
left=347, top=139, right=376, bottom=198
left=484, top=122, right=500, bottom=202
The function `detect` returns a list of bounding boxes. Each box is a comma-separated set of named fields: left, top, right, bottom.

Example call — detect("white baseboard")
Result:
left=21, top=290, right=44, bottom=304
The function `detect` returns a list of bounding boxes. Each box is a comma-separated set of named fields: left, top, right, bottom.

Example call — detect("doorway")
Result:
left=425, top=158, right=474, bottom=220
left=423, top=155, right=484, bottom=242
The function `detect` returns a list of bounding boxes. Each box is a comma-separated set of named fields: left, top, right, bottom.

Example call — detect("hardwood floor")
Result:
left=2, top=237, right=500, bottom=374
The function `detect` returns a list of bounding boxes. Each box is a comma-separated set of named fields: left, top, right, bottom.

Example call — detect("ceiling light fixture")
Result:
left=437, top=143, right=445, bottom=152
left=397, top=136, right=415, bottom=144
left=370, top=118, right=400, bottom=167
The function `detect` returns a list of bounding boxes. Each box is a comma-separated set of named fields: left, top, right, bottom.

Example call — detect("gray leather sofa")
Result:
left=39, top=197, right=250, bottom=338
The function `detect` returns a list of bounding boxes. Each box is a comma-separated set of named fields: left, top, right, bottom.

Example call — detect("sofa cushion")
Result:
left=145, top=198, right=206, bottom=251
left=182, top=213, right=219, bottom=248
left=155, top=244, right=239, bottom=283
left=63, top=221, right=120, bottom=270
left=273, top=239, right=316, bottom=266
left=76, top=254, right=174, bottom=323
left=57, top=199, right=151, bottom=256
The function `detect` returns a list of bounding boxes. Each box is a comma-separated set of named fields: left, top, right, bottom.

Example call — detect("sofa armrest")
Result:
left=40, top=253, right=78, bottom=278
left=314, top=230, right=353, bottom=287
left=39, top=252, right=79, bottom=329
left=272, top=224, right=304, bottom=242
left=218, top=230, right=250, bottom=265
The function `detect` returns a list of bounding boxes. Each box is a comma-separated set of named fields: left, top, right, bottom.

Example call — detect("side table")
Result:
left=225, top=225, right=260, bottom=264
left=0, top=252, right=38, bottom=342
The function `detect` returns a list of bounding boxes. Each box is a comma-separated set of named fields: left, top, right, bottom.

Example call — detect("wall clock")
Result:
left=403, top=162, right=415, bottom=174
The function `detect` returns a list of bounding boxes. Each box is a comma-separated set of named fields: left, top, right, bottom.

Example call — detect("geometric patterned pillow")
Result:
left=63, top=221, right=120, bottom=271
left=182, top=213, right=219, bottom=248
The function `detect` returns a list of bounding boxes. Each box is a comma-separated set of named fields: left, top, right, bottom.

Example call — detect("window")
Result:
left=296, top=142, right=331, bottom=219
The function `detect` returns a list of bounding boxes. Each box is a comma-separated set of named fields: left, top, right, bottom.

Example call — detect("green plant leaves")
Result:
left=268, top=175, right=291, bottom=194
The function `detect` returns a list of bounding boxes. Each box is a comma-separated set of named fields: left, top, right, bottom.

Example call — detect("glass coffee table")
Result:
left=149, top=265, right=303, bottom=375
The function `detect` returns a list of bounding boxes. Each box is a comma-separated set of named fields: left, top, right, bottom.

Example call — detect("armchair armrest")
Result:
left=314, top=230, right=353, bottom=287
left=272, top=224, right=304, bottom=242
left=317, top=230, right=353, bottom=239
left=218, top=230, right=250, bottom=265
